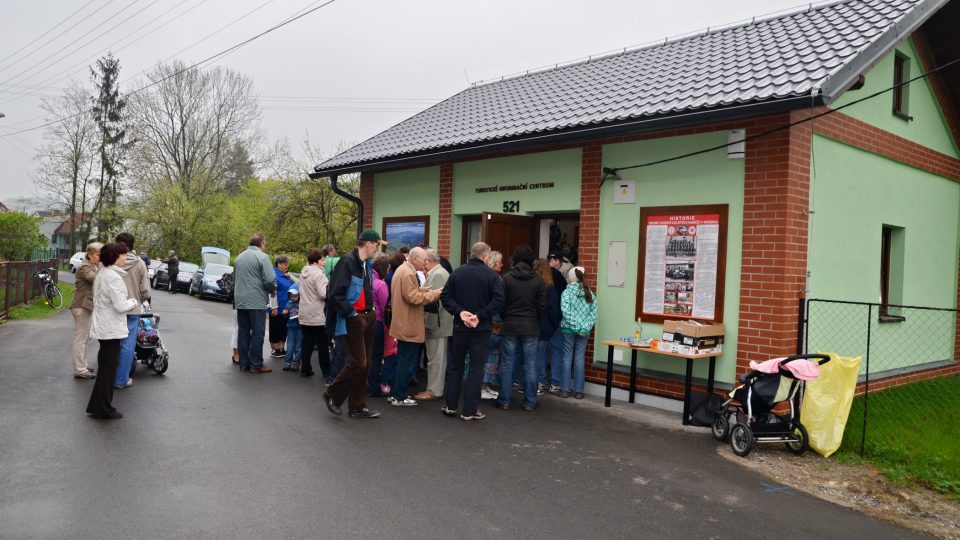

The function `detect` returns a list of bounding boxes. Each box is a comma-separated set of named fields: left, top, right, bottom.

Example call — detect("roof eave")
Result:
left=817, top=0, right=950, bottom=104
left=309, top=94, right=822, bottom=179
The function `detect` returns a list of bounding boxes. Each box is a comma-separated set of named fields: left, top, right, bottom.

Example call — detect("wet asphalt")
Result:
left=0, top=272, right=920, bottom=539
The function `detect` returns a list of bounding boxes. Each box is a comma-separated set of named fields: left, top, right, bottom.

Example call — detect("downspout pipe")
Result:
left=328, top=173, right=364, bottom=238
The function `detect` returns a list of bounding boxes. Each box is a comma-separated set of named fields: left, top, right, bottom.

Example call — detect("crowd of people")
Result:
left=70, top=229, right=599, bottom=422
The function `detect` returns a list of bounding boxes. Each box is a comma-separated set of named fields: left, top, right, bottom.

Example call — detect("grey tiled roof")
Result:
left=316, top=0, right=932, bottom=173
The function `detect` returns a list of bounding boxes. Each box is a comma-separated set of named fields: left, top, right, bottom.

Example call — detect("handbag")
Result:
left=383, top=303, right=393, bottom=327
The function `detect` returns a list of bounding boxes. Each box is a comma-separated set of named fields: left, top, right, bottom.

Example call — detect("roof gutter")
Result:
left=326, top=174, right=364, bottom=238
left=309, top=93, right=823, bottom=178
left=816, top=0, right=949, bottom=104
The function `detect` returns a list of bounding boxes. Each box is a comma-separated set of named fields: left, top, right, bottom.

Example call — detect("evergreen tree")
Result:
left=90, top=54, right=133, bottom=238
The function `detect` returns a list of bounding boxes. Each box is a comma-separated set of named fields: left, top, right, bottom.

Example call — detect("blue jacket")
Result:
left=274, top=268, right=295, bottom=311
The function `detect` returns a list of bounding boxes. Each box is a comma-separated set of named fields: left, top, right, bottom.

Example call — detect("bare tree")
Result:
left=33, top=82, right=99, bottom=252
left=128, top=60, right=263, bottom=197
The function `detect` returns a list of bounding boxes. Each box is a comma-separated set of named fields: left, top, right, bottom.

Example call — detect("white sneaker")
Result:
left=481, top=388, right=499, bottom=400
left=387, top=396, right=418, bottom=407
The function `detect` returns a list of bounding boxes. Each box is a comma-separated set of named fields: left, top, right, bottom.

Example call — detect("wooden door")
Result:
left=481, top=212, right=535, bottom=268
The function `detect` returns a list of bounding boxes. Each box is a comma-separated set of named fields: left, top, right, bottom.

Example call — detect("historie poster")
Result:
left=641, top=213, right=720, bottom=320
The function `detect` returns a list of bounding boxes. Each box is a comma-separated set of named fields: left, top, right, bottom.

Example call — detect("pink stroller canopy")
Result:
left=748, top=357, right=821, bottom=380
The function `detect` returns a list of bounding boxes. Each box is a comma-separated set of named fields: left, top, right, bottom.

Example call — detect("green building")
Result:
left=311, top=0, right=960, bottom=401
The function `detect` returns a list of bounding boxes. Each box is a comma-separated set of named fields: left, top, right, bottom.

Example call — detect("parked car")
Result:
left=189, top=263, right=234, bottom=301
left=147, top=259, right=162, bottom=280
left=69, top=251, right=86, bottom=272
left=152, top=262, right=198, bottom=292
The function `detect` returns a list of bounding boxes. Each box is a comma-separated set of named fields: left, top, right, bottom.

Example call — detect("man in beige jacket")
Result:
left=114, top=232, right=151, bottom=390
left=388, top=247, right=441, bottom=407
left=414, top=249, right=452, bottom=401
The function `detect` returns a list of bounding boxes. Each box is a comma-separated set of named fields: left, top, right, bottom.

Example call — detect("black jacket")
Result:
left=500, top=262, right=548, bottom=337
left=163, top=256, right=179, bottom=274
left=551, top=267, right=567, bottom=298
left=441, top=258, right=505, bottom=332
left=326, top=249, right=374, bottom=323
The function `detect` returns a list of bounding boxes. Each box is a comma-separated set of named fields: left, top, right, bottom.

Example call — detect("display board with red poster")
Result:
left=636, top=204, right=728, bottom=325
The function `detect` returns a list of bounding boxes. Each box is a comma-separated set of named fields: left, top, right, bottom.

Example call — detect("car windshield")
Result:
left=204, top=264, right=232, bottom=276
left=179, top=263, right=198, bottom=273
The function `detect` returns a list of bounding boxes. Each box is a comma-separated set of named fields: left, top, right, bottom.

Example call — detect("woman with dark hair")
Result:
left=496, top=245, right=547, bottom=411
left=532, top=258, right=561, bottom=394
left=299, top=248, right=330, bottom=378
left=558, top=266, right=599, bottom=399
left=86, top=242, right=138, bottom=419
left=384, top=252, right=406, bottom=293
left=269, top=254, right=295, bottom=358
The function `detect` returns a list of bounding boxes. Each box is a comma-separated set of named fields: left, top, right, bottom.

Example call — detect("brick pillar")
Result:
left=956, top=245, right=960, bottom=361
left=735, top=112, right=812, bottom=375
left=437, top=163, right=454, bottom=258
left=579, top=144, right=602, bottom=365
left=359, top=171, right=374, bottom=231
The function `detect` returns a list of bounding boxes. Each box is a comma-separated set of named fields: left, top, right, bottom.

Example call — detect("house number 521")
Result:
left=502, top=201, right=520, bottom=213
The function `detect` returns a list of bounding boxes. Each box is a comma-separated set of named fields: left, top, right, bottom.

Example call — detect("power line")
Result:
left=0, top=0, right=109, bottom=73
left=0, top=0, right=205, bottom=108
left=0, top=0, right=163, bottom=97
left=0, top=0, right=99, bottom=71
left=0, top=0, right=341, bottom=138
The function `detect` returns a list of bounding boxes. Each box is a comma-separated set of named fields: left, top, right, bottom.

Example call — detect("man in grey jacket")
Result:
left=234, top=233, right=277, bottom=373
left=114, top=232, right=150, bottom=390
left=414, top=249, right=452, bottom=401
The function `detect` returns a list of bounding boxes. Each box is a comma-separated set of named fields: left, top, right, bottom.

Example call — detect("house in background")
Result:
left=311, top=0, right=960, bottom=404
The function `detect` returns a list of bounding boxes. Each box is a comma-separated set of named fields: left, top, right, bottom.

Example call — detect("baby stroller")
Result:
left=711, top=353, right=829, bottom=457
left=131, top=306, right=169, bottom=375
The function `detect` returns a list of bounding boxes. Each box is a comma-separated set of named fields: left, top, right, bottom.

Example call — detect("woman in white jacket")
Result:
left=86, top=243, right=139, bottom=419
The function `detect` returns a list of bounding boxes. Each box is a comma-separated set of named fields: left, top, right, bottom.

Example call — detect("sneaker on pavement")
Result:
left=549, top=385, right=560, bottom=394
left=270, top=350, right=284, bottom=358
left=252, top=366, right=273, bottom=373
left=74, top=371, right=95, bottom=379
left=113, top=378, right=134, bottom=390
left=537, top=383, right=546, bottom=396
left=440, top=405, right=457, bottom=417
left=460, top=410, right=486, bottom=421
left=574, top=392, right=585, bottom=399
left=323, top=392, right=342, bottom=415
left=480, top=388, right=499, bottom=400
left=348, top=408, right=381, bottom=419
left=387, top=396, right=418, bottom=407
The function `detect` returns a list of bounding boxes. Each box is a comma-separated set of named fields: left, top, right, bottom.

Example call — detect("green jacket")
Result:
left=560, top=282, right=598, bottom=335
left=232, top=246, right=276, bottom=310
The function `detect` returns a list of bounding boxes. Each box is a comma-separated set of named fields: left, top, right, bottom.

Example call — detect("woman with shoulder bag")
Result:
left=557, top=267, right=599, bottom=399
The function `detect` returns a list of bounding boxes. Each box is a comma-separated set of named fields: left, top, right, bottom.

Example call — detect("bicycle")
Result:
left=35, top=267, right=64, bottom=310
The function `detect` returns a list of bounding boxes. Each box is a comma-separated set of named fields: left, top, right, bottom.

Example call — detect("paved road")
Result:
left=0, top=282, right=919, bottom=539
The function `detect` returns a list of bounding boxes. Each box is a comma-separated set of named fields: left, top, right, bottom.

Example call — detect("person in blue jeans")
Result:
left=497, top=245, right=547, bottom=411
left=532, top=258, right=561, bottom=393
left=558, top=267, right=599, bottom=399
left=283, top=288, right=302, bottom=371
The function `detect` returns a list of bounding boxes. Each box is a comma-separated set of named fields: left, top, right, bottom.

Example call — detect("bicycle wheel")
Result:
left=45, top=283, right=64, bottom=310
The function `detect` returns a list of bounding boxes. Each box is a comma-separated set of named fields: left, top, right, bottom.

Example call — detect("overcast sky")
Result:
left=0, top=0, right=807, bottom=208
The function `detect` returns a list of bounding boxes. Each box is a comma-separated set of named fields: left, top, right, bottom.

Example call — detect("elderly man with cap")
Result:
left=387, top=247, right=442, bottom=407
left=323, top=229, right=385, bottom=419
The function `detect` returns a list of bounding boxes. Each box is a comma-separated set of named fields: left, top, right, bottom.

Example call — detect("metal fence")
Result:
left=0, top=259, right=59, bottom=320
left=801, top=298, right=959, bottom=456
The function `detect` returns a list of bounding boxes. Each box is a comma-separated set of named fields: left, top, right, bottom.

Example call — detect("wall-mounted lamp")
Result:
left=601, top=167, right=622, bottom=186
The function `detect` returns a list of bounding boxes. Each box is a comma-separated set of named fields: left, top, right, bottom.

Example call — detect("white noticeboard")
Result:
left=613, top=179, right=636, bottom=204
left=607, top=241, right=627, bottom=287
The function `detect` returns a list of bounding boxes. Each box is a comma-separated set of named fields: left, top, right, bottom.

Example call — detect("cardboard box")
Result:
left=663, top=319, right=724, bottom=338
left=678, top=334, right=723, bottom=348
left=671, top=343, right=723, bottom=356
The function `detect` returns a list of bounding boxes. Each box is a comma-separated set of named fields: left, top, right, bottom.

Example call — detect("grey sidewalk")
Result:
left=0, top=289, right=919, bottom=539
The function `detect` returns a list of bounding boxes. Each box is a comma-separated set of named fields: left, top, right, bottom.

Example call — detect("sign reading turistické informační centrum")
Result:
left=473, top=182, right=556, bottom=194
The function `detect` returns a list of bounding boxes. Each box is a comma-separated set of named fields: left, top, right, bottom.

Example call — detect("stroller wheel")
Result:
left=711, top=412, right=730, bottom=442
left=730, top=423, right=754, bottom=457
left=785, top=422, right=809, bottom=455
left=153, top=352, right=169, bottom=375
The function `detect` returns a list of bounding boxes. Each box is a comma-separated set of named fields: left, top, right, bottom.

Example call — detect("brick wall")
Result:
left=437, top=163, right=454, bottom=258
left=360, top=171, right=374, bottom=231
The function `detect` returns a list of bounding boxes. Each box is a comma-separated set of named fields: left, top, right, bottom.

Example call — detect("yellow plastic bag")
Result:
left=800, top=352, right=862, bottom=457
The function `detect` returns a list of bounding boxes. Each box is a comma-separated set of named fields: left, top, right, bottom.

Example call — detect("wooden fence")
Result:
left=0, top=259, right=59, bottom=320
